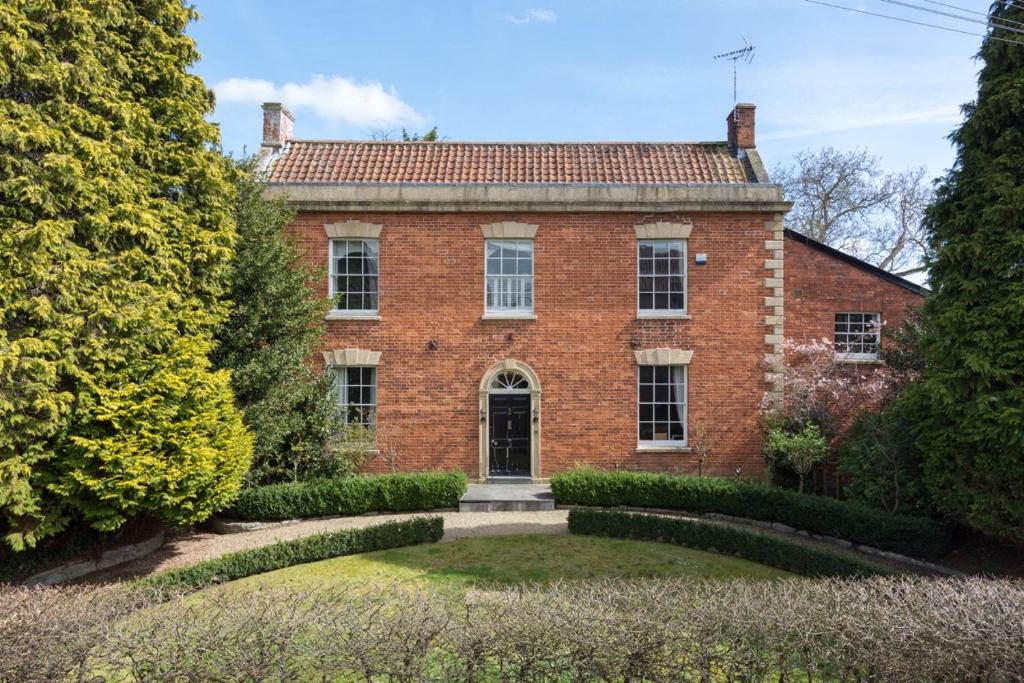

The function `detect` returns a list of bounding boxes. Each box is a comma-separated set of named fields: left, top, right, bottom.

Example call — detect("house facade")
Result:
left=259, top=103, right=924, bottom=481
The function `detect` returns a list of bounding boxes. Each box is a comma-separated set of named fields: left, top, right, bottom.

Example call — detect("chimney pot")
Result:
left=726, top=103, right=756, bottom=149
left=262, top=102, right=294, bottom=147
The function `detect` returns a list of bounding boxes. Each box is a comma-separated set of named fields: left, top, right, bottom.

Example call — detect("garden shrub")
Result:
left=568, top=508, right=888, bottom=577
left=763, top=423, right=829, bottom=493
left=140, top=517, right=443, bottom=593
left=225, top=471, right=468, bottom=521
left=839, top=402, right=933, bottom=516
left=551, top=469, right=950, bottom=559
left=5, top=576, right=1021, bottom=682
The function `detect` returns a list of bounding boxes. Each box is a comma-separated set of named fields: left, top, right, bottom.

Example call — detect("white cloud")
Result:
left=213, top=75, right=423, bottom=127
left=505, top=8, right=557, bottom=25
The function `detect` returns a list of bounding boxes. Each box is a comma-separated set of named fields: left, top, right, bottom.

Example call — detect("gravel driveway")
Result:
left=81, top=510, right=569, bottom=584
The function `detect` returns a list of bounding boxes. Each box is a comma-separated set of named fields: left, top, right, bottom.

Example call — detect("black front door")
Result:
left=489, top=394, right=531, bottom=476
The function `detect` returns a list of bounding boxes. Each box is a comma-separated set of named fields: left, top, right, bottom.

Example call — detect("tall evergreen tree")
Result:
left=913, top=1, right=1024, bottom=541
left=213, top=159, right=338, bottom=486
left=0, top=2, right=251, bottom=549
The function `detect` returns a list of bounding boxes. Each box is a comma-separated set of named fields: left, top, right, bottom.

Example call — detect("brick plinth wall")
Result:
left=288, top=211, right=782, bottom=479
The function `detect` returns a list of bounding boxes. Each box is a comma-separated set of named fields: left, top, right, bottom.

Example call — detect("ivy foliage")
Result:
left=911, top=2, right=1024, bottom=542
left=212, top=159, right=338, bottom=486
left=0, top=1, right=252, bottom=550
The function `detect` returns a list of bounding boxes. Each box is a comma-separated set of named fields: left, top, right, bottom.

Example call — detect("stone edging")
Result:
left=557, top=505, right=963, bottom=577
left=208, top=509, right=460, bottom=535
left=22, top=530, right=165, bottom=586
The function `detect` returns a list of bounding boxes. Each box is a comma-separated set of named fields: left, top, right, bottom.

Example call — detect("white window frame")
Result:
left=331, top=365, right=377, bottom=428
left=637, top=364, right=688, bottom=448
left=484, top=238, right=534, bottom=317
left=328, top=238, right=379, bottom=316
left=637, top=239, right=688, bottom=317
left=834, top=312, right=881, bottom=362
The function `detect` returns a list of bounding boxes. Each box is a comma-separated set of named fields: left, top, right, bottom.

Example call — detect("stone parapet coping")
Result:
left=22, top=530, right=165, bottom=586
left=555, top=505, right=963, bottom=577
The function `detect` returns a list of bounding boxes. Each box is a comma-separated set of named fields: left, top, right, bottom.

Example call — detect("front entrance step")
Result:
left=459, top=483, right=555, bottom=512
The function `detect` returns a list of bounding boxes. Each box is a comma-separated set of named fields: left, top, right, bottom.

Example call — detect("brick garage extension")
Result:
left=784, top=231, right=926, bottom=346
left=287, top=211, right=779, bottom=479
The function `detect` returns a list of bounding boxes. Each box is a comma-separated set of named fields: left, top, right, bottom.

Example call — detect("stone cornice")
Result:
left=265, top=182, right=790, bottom=213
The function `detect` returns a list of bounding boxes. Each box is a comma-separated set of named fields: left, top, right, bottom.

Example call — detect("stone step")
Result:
left=458, top=483, right=555, bottom=513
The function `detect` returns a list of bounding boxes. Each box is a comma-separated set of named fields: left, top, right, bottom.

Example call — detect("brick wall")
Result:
left=783, top=236, right=925, bottom=346
left=287, top=211, right=781, bottom=479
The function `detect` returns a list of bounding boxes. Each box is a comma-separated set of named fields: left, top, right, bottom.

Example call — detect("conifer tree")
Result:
left=0, top=1, right=251, bottom=549
left=213, top=159, right=338, bottom=485
left=913, top=1, right=1024, bottom=541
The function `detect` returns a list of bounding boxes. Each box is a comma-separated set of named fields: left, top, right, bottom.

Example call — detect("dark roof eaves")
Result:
left=784, top=228, right=929, bottom=296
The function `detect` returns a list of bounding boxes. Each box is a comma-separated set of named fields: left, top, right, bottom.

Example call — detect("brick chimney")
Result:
left=261, top=102, right=294, bottom=147
left=726, top=103, right=756, bottom=149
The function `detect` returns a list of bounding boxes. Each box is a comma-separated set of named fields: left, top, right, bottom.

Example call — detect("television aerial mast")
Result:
left=713, top=37, right=756, bottom=115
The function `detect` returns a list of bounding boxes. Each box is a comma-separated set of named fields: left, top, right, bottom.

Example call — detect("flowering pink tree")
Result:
left=762, top=337, right=895, bottom=441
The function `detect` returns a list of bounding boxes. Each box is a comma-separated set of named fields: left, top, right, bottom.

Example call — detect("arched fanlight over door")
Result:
left=490, top=371, right=530, bottom=392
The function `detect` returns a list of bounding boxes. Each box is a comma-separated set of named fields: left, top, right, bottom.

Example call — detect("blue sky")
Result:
left=190, top=0, right=990, bottom=179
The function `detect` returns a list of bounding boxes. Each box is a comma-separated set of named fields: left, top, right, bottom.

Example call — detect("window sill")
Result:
left=836, top=355, right=882, bottom=365
left=635, top=444, right=691, bottom=453
left=637, top=312, right=691, bottom=320
left=481, top=313, right=537, bottom=321
left=325, top=311, right=381, bottom=321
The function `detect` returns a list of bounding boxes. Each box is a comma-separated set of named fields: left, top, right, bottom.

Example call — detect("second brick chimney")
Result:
left=262, top=102, right=294, bottom=148
left=726, top=103, right=756, bottom=149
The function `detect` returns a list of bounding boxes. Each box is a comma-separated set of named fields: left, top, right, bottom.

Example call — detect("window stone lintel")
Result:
left=634, top=221, right=692, bottom=240
left=633, top=348, right=693, bottom=366
left=325, top=220, right=382, bottom=239
left=481, top=222, right=538, bottom=239
left=322, top=348, right=381, bottom=367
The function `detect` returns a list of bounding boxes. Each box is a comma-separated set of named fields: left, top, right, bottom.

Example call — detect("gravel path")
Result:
left=81, top=510, right=569, bottom=584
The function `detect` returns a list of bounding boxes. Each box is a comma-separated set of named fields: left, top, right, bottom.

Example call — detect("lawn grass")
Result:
left=228, top=534, right=791, bottom=593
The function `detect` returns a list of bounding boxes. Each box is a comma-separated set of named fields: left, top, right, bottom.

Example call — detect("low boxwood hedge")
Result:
left=551, top=469, right=950, bottom=560
left=225, top=471, right=468, bottom=521
left=141, top=517, right=443, bottom=593
left=568, top=508, right=890, bottom=577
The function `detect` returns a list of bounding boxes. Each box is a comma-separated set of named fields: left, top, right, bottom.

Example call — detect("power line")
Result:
left=801, top=0, right=1024, bottom=46
left=918, top=0, right=1024, bottom=30
left=880, top=0, right=1024, bottom=34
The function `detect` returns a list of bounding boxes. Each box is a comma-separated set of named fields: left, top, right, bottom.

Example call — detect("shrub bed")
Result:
left=225, top=471, right=467, bottom=521
left=568, top=508, right=888, bottom=577
left=551, top=469, right=950, bottom=559
left=141, top=517, right=443, bottom=593
left=5, top=576, right=1022, bottom=682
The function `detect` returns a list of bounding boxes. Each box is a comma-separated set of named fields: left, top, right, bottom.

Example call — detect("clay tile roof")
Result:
left=266, top=140, right=754, bottom=185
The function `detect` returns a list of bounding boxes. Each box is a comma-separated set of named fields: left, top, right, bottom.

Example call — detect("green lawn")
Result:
left=231, top=534, right=791, bottom=592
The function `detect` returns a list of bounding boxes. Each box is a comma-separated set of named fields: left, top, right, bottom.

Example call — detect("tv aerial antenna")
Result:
left=714, top=37, right=756, bottom=115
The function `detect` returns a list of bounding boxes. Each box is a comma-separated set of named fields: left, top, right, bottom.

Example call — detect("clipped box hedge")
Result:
left=225, top=471, right=468, bottom=521
left=551, top=469, right=950, bottom=560
left=569, top=508, right=889, bottom=578
left=141, top=517, right=443, bottom=593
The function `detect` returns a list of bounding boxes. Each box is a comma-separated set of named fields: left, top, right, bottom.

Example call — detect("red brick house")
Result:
left=258, top=102, right=925, bottom=481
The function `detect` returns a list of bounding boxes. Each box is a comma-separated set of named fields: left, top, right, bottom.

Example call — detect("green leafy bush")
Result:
left=225, top=472, right=468, bottom=521
left=569, top=508, right=888, bottom=577
left=141, top=517, right=443, bottom=593
left=764, top=424, right=829, bottom=493
left=839, top=403, right=933, bottom=516
left=551, top=469, right=950, bottom=559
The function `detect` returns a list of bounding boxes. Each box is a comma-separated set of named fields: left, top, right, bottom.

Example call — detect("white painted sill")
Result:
left=481, top=313, right=537, bottom=321
left=636, top=444, right=692, bottom=453
left=325, top=311, right=381, bottom=321
left=836, top=355, right=883, bottom=365
left=637, top=312, right=691, bottom=320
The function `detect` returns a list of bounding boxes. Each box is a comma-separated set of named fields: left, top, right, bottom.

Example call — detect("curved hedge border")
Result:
left=551, top=470, right=950, bottom=560
left=225, top=472, right=468, bottom=521
left=568, top=508, right=890, bottom=577
left=140, top=517, right=443, bottom=593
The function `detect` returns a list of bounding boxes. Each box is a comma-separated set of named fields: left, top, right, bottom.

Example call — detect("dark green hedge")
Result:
left=568, top=508, right=889, bottom=578
left=551, top=469, right=950, bottom=560
left=225, top=471, right=468, bottom=521
left=141, top=517, right=443, bottom=593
